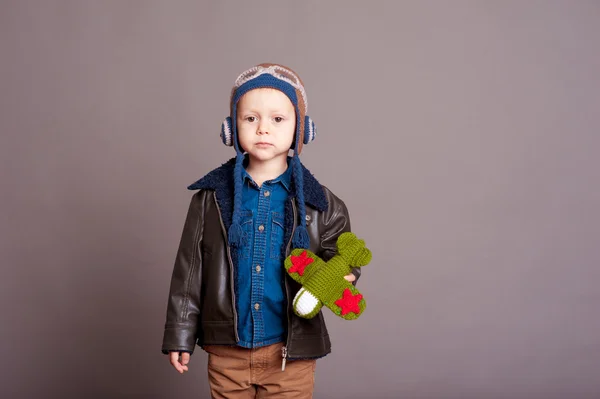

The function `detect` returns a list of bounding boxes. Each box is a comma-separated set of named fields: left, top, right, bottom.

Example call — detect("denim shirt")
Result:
left=235, top=163, right=293, bottom=348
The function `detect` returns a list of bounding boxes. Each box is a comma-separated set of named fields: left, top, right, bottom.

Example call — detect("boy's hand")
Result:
left=169, top=351, right=190, bottom=373
left=344, top=273, right=356, bottom=282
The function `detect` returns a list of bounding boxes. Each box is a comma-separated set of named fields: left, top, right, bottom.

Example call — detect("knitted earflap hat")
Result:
left=220, top=63, right=317, bottom=249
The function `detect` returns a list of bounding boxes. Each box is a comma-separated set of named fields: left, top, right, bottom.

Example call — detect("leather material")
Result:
left=161, top=186, right=358, bottom=360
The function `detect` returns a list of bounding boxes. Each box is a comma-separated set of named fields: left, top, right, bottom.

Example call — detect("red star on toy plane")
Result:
left=288, top=250, right=314, bottom=276
left=335, top=288, right=363, bottom=315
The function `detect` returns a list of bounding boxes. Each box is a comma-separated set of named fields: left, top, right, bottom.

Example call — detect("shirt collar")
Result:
left=242, top=158, right=293, bottom=192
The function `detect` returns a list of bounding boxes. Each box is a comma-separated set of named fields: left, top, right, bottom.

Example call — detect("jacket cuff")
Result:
left=161, top=324, right=197, bottom=354
left=162, top=349, right=194, bottom=355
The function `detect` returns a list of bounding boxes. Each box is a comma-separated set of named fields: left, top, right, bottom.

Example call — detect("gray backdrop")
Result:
left=2, top=1, right=599, bottom=398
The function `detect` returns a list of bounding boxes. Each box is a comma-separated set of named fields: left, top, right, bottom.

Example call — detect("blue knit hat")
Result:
left=220, top=63, right=317, bottom=250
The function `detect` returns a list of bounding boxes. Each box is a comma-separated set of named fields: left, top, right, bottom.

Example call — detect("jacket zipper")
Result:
left=282, top=198, right=297, bottom=371
left=281, top=345, right=288, bottom=371
left=213, top=191, right=240, bottom=342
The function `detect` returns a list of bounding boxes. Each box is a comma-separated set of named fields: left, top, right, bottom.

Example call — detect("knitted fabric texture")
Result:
left=225, top=63, right=313, bottom=250
left=284, top=232, right=372, bottom=320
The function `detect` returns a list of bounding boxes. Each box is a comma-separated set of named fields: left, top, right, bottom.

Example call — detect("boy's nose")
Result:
left=258, top=122, right=269, bottom=134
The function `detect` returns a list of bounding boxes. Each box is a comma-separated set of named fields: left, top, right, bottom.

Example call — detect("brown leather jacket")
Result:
left=161, top=158, right=360, bottom=360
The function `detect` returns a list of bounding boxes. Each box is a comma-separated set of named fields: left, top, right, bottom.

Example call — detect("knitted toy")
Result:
left=284, top=232, right=371, bottom=320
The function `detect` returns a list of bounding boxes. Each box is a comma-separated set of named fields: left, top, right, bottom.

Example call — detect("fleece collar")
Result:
left=187, top=156, right=328, bottom=231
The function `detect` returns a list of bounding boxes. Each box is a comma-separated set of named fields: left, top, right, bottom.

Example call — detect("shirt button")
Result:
left=258, top=225, right=264, bottom=232
left=256, top=265, right=261, bottom=272
left=254, top=303, right=260, bottom=310
left=264, top=191, right=270, bottom=197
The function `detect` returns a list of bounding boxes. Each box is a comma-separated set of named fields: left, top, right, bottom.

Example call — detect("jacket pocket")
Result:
left=270, top=211, right=285, bottom=260
left=240, top=209, right=253, bottom=259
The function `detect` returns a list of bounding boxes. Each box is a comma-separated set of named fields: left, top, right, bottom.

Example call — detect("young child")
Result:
left=161, top=63, right=361, bottom=398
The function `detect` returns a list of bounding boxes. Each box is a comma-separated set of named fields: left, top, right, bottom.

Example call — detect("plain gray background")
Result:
left=2, top=1, right=599, bottom=398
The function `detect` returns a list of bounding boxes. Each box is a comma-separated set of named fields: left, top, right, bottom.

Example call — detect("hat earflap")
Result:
left=303, top=115, right=317, bottom=145
left=221, top=116, right=233, bottom=146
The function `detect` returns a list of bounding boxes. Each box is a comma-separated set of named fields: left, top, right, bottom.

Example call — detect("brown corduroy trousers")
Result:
left=204, top=342, right=317, bottom=398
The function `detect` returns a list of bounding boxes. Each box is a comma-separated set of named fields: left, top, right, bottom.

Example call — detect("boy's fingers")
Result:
left=181, top=352, right=190, bottom=365
left=181, top=353, right=190, bottom=371
left=343, top=273, right=356, bottom=282
left=169, top=351, right=178, bottom=366
left=169, top=352, right=184, bottom=373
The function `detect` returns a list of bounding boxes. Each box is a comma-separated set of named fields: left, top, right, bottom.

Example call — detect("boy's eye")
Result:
left=246, top=116, right=256, bottom=122
left=274, top=117, right=283, bottom=123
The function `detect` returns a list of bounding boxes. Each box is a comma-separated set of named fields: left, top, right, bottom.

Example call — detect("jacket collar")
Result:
left=187, top=156, right=328, bottom=230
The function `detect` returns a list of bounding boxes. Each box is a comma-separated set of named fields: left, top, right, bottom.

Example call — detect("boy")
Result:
left=161, top=63, right=361, bottom=398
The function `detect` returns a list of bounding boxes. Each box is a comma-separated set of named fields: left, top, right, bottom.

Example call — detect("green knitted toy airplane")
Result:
left=284, top=232, right=372, bottom=320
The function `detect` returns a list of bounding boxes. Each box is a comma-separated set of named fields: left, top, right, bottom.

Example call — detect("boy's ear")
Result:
left=221, top=117, right=233, bottom=146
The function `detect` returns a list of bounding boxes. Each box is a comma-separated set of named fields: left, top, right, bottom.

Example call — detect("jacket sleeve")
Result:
left=161, top=190, right=206, bottom=354
left=318, top=187, right=361, bottom=285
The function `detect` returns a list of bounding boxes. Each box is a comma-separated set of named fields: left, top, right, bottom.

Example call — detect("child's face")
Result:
left=237, top=88, right=296, bottom=164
